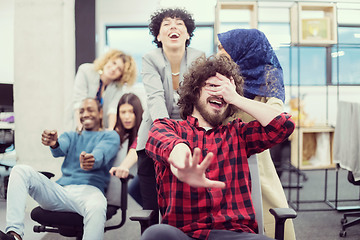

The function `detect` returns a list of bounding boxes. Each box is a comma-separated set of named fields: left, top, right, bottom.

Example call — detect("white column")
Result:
left=14, top=0, right=75, bottom=175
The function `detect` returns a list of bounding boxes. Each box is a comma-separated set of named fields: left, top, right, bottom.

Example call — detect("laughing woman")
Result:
left=136, top=8, right=204, bottom=225
left=72, top=49, right=137, bottom=131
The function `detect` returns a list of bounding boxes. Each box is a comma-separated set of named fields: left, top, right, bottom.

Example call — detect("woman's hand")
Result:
left=109, top=166, right=130, bottom=178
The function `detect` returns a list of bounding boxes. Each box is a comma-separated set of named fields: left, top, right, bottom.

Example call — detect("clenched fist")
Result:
left=79, top=151, right=95, bottom=170
left=42, top=130, right=58, bottom=148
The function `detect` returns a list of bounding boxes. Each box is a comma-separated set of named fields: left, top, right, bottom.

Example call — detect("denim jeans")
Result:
left=5, top=165, right=107, bottom=240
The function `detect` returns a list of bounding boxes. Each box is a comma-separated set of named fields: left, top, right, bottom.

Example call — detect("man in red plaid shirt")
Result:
left=142, top=55, right=295, bottom=240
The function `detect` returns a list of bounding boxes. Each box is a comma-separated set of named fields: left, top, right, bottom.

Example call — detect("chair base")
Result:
left=339, top=212, right=360, bottom=238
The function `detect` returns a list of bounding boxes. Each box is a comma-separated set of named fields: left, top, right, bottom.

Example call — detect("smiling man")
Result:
left=142, top=55, right=295, bottom=240
left=0, top=98, right=120, bottom=240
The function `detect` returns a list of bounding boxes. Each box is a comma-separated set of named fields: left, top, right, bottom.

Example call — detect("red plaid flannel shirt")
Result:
left=145, top=113, right=295, bottom=239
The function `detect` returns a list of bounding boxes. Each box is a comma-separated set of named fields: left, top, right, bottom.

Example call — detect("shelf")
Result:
left=214, top=1, right=258, bottom=46
left=290, top=125, right=335, bottom=170
left=290, top=2, right=337, bottom=46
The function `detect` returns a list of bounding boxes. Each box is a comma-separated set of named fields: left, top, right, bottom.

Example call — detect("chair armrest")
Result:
left=120, top=174, right=134, bottom=212
left=269, top=208, right=297, bottom=240
left=130, top=209, right=156, bottom=234
left=130, top=209, right=154, bottom=221
left=120, top=173, right=134, bottom=184
left=105, top=173, right=134, bottom=232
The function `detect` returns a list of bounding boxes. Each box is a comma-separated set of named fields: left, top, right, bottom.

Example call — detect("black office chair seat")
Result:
left=31, top=172, right=133, bottom=239
left=31, top=205, right=119, bottom=237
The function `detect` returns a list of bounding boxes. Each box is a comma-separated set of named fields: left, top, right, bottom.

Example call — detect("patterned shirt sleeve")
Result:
left=233, top=113, right=295, bottom=156
left=146, top=118, right=189, bottom=165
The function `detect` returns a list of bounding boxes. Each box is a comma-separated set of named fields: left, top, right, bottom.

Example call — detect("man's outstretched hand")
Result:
left=41, top=130, right=58, bottom=148
left=169, top=146, right=226, bottom=189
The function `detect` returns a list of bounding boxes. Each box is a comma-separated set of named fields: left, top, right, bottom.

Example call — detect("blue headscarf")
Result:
left=218, top=29, right=285, bottom=102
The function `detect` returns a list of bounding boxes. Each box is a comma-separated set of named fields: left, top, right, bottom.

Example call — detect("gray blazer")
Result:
left=137, top=47, right=204, bottom=150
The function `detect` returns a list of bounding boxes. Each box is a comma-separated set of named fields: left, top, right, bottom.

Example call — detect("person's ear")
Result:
left=157, top=34, right=161, bottom=42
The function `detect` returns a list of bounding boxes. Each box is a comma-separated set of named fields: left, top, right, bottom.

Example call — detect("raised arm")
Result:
left=205, top=72, right=282, bottom=126
left=109, top=148, right=138, bottom=178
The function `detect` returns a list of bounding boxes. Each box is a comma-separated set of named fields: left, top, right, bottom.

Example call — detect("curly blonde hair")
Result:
left=93, top=49, right=137, bottom=87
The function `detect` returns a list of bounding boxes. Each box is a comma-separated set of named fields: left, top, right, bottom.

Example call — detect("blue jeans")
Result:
left=5, top=165, right=107, bottom=240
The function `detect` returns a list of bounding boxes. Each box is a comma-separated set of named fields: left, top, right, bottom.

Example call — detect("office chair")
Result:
left=339, top=171, right=360, bottom=237
left=31, top=171, right=133, bottom=240
left=130, top=155, right=297, bottom=240
left=332, top=101, right=360, bottom=237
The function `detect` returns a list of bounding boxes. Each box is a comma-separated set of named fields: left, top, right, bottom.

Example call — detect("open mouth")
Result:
left=169, top=32, right=180, bottom=39
left=208, top=98, right=224, bottom=109
left=82, top=119, right=93, bottom=125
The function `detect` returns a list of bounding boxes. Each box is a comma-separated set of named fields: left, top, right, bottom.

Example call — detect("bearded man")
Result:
left=142, top=55, right=295, bottom=240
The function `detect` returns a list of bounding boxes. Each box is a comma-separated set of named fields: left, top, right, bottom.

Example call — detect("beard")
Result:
left=194, top=100, right=229, bottom=127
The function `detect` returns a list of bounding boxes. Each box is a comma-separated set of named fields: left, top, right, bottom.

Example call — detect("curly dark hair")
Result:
left=148, top=8, right=196, bottom=48
left=178, top=55, right=244, bottom=120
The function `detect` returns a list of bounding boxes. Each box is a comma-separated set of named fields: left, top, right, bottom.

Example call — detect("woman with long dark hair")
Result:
left=109, top=93, right=144, bottom=206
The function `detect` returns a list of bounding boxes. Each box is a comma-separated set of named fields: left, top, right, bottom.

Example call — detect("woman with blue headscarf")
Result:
left=217, top=28, right=295, bottom=240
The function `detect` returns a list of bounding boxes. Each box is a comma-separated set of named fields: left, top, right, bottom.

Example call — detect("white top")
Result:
left=170, top=91, right=181, bottom=121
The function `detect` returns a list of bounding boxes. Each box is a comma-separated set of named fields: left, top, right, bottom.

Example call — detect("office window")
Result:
left=106, top=25, right=213, bottom=82
left=189, top=25, right=214, bottom=57
left=106, top=26, right=153, bottom=83
left=259, top=23, right=291, bottom=86
left=332, top=26, right=360, bottom=85
left=290, top=47, right=327, bottom=86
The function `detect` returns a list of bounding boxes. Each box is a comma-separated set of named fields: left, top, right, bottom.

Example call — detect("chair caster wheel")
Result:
left=339, top=230, right=347, bottom=237
left=341, top=218, right=347, bottom=224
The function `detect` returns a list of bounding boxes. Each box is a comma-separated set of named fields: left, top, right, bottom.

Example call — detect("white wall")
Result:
left=0, top=0, right=14, bottom=84
left=96, top=0, right=159, bottom=57
left=13, top=0, right=75, bottom=176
